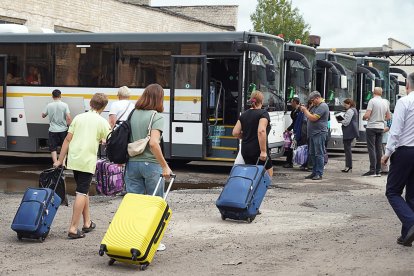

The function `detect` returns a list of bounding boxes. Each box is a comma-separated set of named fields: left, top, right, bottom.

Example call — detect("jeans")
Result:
left=366, top=128, right=383, bottom=174
left=309, top=132, right=327, bottom=177
left=343, top=139, right=354, bottom=168
left=125, top=161, right=164, bottom=197
left=385, top=147, right=414, bottom=238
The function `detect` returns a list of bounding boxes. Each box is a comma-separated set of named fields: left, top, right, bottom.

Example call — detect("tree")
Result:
left=251, top=0, right=311, bottom=44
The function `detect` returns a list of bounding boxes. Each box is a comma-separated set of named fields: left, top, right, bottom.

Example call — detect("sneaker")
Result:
left=373, top=174, right=381, bottom=177
left=362, top=171, right=376, bottom=177
left=157, top=243, right=166, bottom=251
left=312, top=175, right=322, bottom=180
left=283, top=163, right=293, bottom=168
left=305, top=173, right=315, bottom=179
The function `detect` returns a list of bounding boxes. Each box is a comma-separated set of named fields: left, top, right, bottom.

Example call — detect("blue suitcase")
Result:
left=216, top=161, right=271, bottom=223
left=11, top=168, right=63, bottom=242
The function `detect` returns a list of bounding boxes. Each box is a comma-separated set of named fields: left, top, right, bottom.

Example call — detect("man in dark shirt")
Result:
left=284, top=97, right=300, bottom=168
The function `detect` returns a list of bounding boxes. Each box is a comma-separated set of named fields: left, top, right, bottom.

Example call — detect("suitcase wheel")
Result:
left=221, top=214, right=226, bottom=221
left=140, top=264, right=149, bottom=271
left=131, top=249, right=139, bottom=261
left=108, top=259, right=115, bottom=266
left=17, top=234, right=23, bottom=241
left=246, top=216, right=255, bottom=223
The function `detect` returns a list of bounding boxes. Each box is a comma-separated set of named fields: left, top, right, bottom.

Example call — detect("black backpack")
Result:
left=106, top=109, right=135, bottom=164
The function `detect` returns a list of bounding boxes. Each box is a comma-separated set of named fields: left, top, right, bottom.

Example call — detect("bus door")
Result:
left=0, top=55, right=6, bottom=149
left=170, top=56, right=206, bottom=158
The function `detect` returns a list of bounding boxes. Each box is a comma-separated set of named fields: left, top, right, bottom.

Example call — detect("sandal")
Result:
left=82, top=221, right=96, bottom=233
left=68, top=229, right=85, bottom=239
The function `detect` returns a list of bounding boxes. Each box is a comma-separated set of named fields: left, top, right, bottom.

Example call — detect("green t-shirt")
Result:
left=67, top=110, right=111, bottom=174
left=129, top=109, right=164, bottom=163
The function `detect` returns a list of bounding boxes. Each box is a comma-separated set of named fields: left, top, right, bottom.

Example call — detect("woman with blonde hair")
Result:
left=108, top=86, right=134, bottom=129
left=232, top=91, right=273, bottom=176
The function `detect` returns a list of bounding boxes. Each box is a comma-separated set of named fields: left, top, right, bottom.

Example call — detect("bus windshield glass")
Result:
left=326, top=56, right=356, bottom=111
left=286, top=47, right=315, bottom=105
left=361, top=76, right=374, bottom=110
left=248, top=36, right=284, bottom=111
left=368, top=60, right=390, bottom=107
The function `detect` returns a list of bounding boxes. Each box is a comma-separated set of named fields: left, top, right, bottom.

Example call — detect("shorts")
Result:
left=243, top=155, right=273, bottom=170
left=73, top=170, right=93, bottom=195
left=48, top=131, right=67, bottom=152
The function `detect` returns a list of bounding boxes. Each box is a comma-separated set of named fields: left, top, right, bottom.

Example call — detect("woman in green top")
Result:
left=125, top=84, right=172, bottom=197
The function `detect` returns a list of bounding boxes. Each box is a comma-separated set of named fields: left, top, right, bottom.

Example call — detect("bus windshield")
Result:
left=248, top=36, right=284, bottom=111
left=286, top=47, right=315, bottom=105
left=368, top=60, right=390, bottom=105
left=326, top=56, right=356, bottom=111
left=361, top=76, right=374, bottom=110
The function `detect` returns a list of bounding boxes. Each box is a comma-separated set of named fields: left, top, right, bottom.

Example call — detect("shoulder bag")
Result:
left=127, top=111, right=157, bottom=157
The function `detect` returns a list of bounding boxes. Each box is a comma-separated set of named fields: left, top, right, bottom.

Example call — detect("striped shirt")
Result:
left=385, top=92, right=414, bottom=156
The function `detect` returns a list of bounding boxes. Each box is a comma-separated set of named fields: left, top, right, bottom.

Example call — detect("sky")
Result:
left=151, top=0, right=414, bottom=48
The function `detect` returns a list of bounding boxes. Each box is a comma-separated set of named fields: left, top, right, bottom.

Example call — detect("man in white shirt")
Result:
left=362, top=87, right=391, bottom=176
left=382, top=72, right=414, bottom=247
left=108, top=86, right=134, bottom=129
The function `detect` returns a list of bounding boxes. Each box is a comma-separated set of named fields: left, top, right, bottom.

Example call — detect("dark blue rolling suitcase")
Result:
left=216, top=160, right=271, bottom=223
left=11, top=167, right=64, bottom=242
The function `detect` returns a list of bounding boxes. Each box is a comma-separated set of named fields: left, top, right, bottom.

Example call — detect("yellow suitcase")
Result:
left=99, top=175, right=175, bottom=270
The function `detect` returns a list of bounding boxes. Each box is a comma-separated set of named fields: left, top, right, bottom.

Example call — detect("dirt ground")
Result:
left=1, top=149, right=413, bottom=276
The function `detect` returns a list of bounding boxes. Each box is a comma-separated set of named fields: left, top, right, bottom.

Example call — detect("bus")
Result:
left=356, top=57, right=390, bottom=141
left=355, top=59, right=375, bottom=142
left=316, top=52, right=357, bottom=149
left=0, top=32, right=286, bottom=162
left=389, top=67, right=407, bottom=108
left=283, top=42, right=315, bottom=128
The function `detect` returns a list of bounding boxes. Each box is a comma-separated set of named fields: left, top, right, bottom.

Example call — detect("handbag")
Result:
left=127, top=111, right=156, bottom=157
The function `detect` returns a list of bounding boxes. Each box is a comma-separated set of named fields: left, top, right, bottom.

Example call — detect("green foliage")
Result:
left=251, top=0, right=311, bottom=44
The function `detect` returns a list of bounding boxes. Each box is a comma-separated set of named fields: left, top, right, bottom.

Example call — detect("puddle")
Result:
left=0, top=165, right=225, bottom=195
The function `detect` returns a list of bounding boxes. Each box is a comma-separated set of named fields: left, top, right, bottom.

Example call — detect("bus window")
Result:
left=55, top=43, right=115, bottom=87
left=25, top=44, right=52, bottom=86
left=118, top=43, right=172, bottom=88
left=174, top=60, right=201, bottom=90
left=0, top=44, right=24, bottom=85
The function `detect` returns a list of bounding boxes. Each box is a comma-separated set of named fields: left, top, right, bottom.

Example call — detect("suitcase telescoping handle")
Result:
left=153, top=174, right=176, bottom=200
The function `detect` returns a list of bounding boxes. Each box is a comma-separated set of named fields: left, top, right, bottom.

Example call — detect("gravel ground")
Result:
left=0, top=150, right=412, bottom=276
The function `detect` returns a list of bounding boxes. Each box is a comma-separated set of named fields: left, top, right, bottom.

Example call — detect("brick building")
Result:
left=0, top=0, right=237, bottom=33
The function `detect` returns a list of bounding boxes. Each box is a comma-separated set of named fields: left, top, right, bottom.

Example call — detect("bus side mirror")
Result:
left=266, top=64, right=276, bottom=82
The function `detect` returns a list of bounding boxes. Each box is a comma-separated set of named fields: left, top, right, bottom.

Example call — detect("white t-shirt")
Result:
left=108, top=100, right=134, bottom=121
left=366, top=96, right=390, bottom=129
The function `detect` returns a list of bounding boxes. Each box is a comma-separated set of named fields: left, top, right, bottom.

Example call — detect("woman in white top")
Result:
left=108, top=86, right=135, bottom=129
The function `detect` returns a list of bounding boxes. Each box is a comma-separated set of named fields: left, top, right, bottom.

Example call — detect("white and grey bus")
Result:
left=0, top=32, right=286, bottom=162
left=283, top=42, right=315, bottom=128
left=355, top=57, right=390, bottom=142
left=316, top=52, right=357, bottom=149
